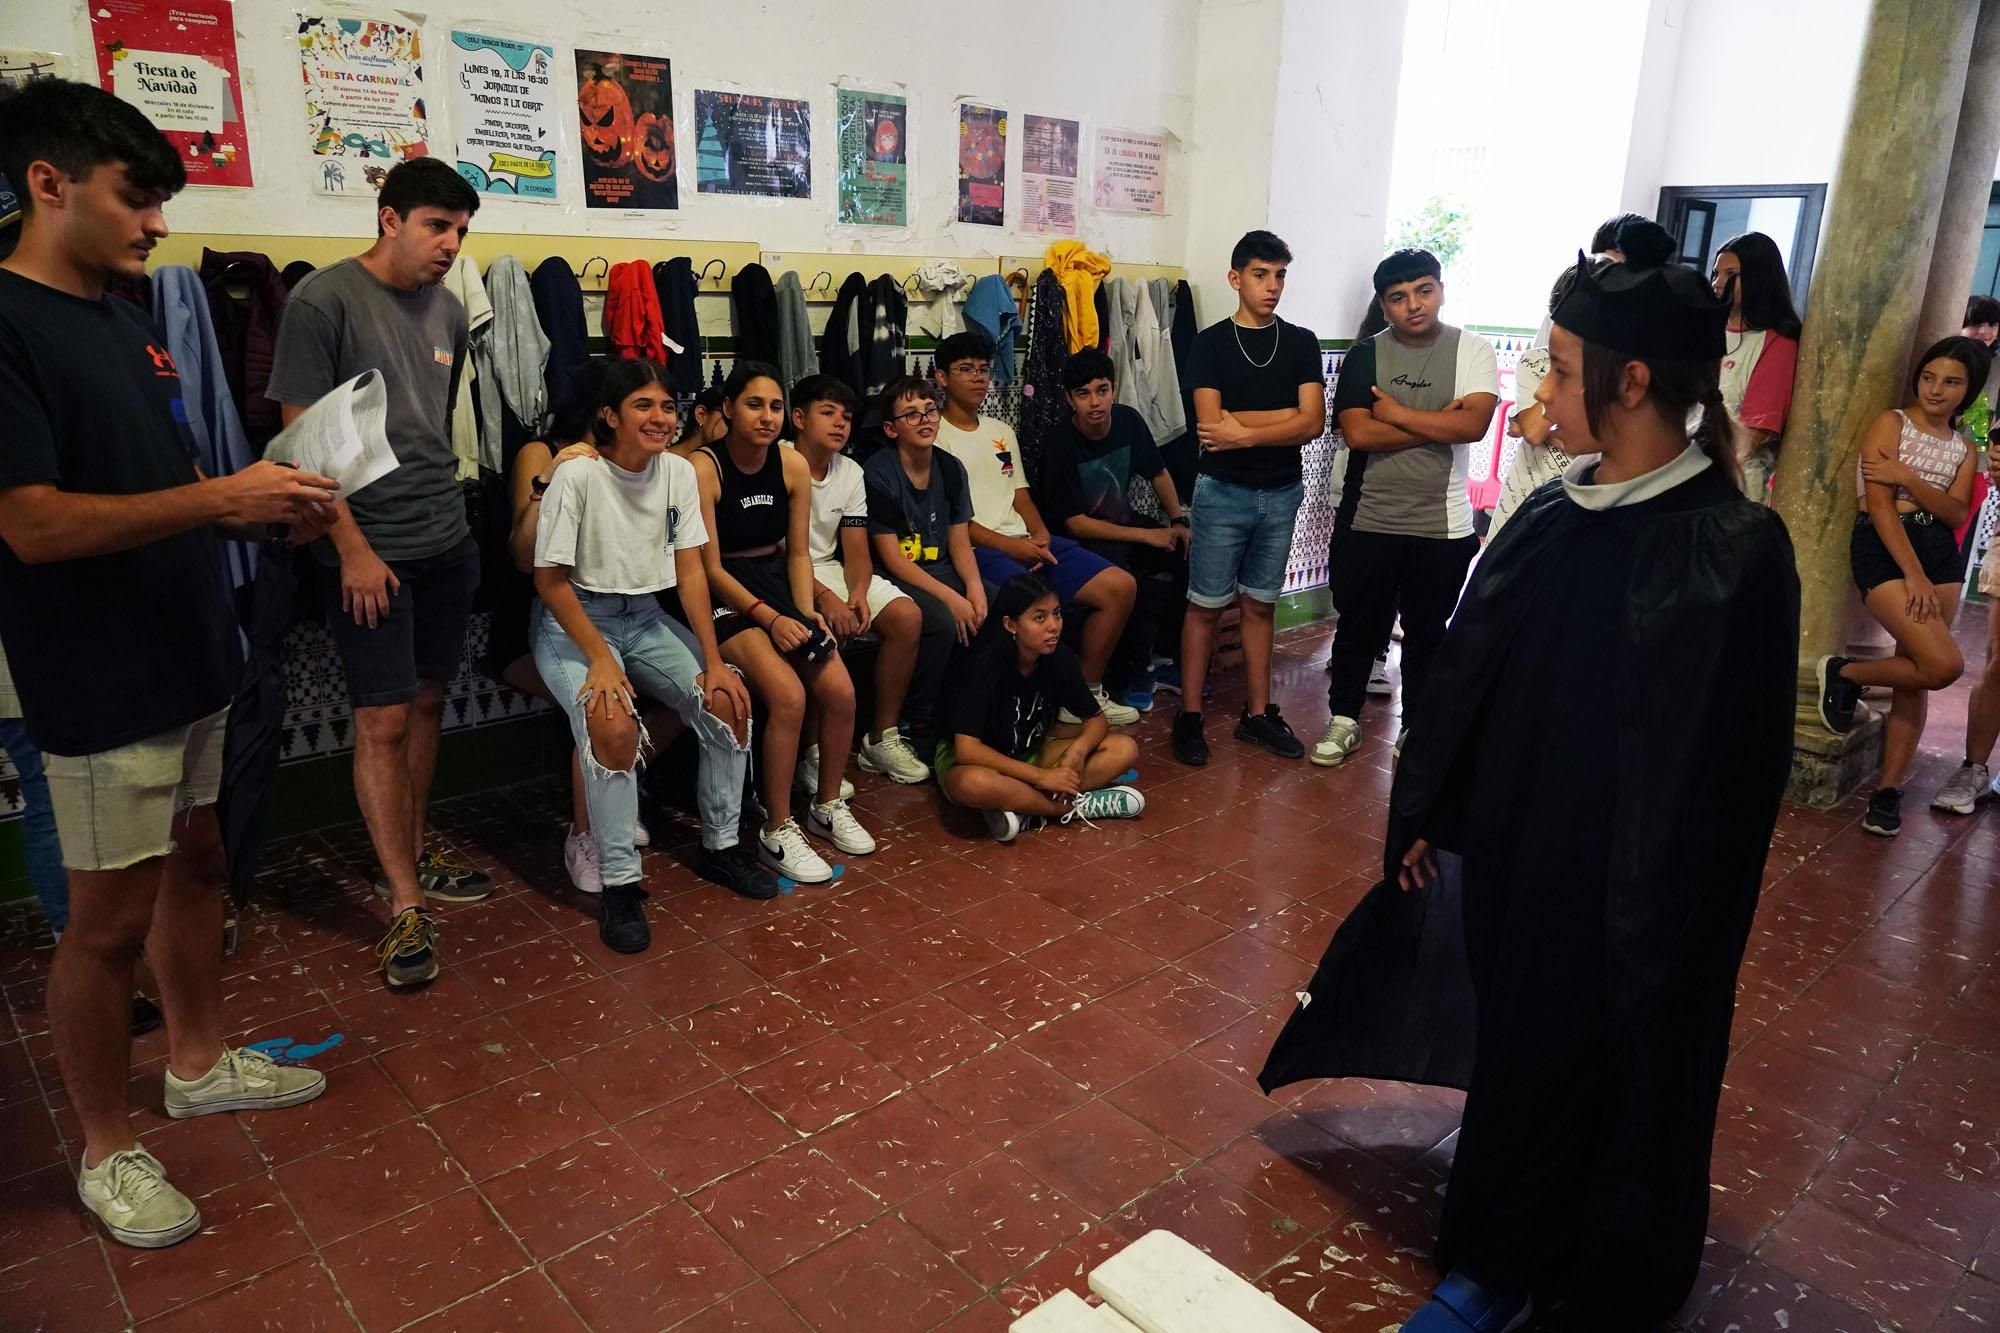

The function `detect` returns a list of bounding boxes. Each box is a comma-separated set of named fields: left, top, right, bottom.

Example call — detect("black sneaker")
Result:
left=376, top=906, right=440, bottom=988
left=1862, top=787, right=1903, bottom=837
left=130, top=993, right=163, bottom=1037
left=1236, top=705, right=1306, bottom=759
left=1816, top=655, right=1861, bottom=735
left=416, top=849, right=493, bottom=902
left=598, top=884, right=652, bottom=953
left=699, top=843, right=781, bottom=900
left=1172, top=710, right=1210, bottom=767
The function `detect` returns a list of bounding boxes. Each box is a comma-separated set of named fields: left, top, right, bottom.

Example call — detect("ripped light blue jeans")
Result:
left=532, top=593, right=751, bottom=886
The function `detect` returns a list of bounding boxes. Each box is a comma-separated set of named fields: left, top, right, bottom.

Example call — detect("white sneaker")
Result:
left=564, top=824, right=603, bottom=894
left=78, top=1148, right=199, bottom=1248
left=1310, top=715, right=1362, bottom=767
left=758, top=817, right=833, bottom=883
left=163, top=1045, right=328, bottom=1118
left=1932, top=761, right=1993, bottom=815
left=634, top=819, right=651, bottom=848
left=1367, top=651, right=1397, bottom=697
left=794, top=744, right=856, bottom=801
left=984, top=809, right=1024, bottom=843
left=857, top=727, right=931, bottom=784
left=1064, top=683, right=1140, bottom=728
left=807, top=798, right=876, bottom=855
left=1065, top=786, right=1146, bottom=824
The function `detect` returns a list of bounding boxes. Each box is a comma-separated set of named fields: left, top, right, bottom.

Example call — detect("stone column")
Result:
left=1915, top=0, right=2000, bottom=353
left=1771, top=0, right=1980, bottom=808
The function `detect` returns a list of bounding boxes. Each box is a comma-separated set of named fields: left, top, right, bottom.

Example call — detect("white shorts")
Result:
left=814, top=561, right=910, bottom=617
left=45, top=707, right=228, bottom=871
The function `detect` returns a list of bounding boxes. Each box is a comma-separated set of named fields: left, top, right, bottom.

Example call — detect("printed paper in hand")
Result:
left=265, top=370, right=397, bottom=497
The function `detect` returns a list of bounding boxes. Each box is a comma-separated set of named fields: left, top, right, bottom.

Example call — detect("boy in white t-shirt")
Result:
left=930, top=330, right=1142, bottom=726
left=791, top=374, right=935, bottom=783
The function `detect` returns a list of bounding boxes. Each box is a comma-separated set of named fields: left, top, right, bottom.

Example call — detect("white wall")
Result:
left=9, top=0, right=1197, bottom=266
left=1180, top=0, right=1287, bottom=318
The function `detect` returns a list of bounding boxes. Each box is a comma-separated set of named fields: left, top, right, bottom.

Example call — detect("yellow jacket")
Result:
left=1044, top=240, right=1112, bottom=353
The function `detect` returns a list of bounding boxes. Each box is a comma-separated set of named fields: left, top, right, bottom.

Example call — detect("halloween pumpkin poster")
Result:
left=90, top=0, right=252, bottom=188
left=956, top=102, right=1006, bottom=227
left=297, top=14, right=430, bottom=196
left=576, top=47, right=677, bottom=211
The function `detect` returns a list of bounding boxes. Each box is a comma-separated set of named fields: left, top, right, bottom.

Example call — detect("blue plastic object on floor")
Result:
left=776, top=864, right=845, bottom=893
left=1402, top=1273, right=1532, bottom=1333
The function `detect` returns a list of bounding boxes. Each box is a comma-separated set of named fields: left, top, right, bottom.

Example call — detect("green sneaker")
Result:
left=372, top=848, right=494, bottom=903
left=1064, top=785, right=1147, bottom=824
left=164, top=1046, right=328, bottom=1119
left=78, top=1147, right=200, bottom=1248
left=377, top=905, right=441, bottom=988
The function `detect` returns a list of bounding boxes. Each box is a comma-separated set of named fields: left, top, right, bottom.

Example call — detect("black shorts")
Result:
left=665, top=552, right=809, bottom=644
left=315, top=535, right=481, bottom=708
left=1850, top=514, right=1963, bottom=593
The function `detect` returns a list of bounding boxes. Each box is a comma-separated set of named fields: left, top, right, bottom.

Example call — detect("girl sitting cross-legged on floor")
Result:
left=936, top=573, right=1145, bottom=843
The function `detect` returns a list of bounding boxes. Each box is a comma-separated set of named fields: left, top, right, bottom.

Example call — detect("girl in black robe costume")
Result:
left=1260, top=236, right=1799, bottom=1331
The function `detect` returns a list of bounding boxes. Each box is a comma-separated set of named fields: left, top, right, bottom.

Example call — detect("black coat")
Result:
left=1260, top=461, right=1799, bottom=1327
left=731, top=262, right=782, bottom=367
left=820, top=272, right=870, bottom=395
left=530, top=257, right=589, bottom=423
left=654, top=258, right=703, bottom=397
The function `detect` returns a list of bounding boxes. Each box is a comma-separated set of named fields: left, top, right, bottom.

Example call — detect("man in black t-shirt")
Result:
left=1040, top=348, right=1191, bottom=710
left=1175, top=231, right=1326, bottom=766
left=0, top=81, right=336, bottom=1250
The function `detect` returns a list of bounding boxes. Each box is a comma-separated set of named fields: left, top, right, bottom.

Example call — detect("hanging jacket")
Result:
left=1105, top=278, right=1135, bottom=389
left=605, top=259, right=666, bottom=361
left=1165, top=278, right=1200, bottom=493
left=531, top=256, right=590, bottom=419
left=963, top=275, right=1022, bottom=384
left=1044, top=239, right=1112, bottom=353
left=279, top=259, right=316, bottom=291
left=442, top=256, right=493, bottom=479
left=820, top=271, right=870, bottom=395
left=1146, top=278, right=1187, bottom=446
left=731, top=262, right=783, bottom=367
left=1017, top=268, right=1069, bottom=487
left=483, top=256, right=551, bottom=447
left=774, top=269, right=816, bottom=390
left=154, top=264, right=257, bottom=588
left=197, top=247, right=289, bottom=448
left=1109, top=279, right=1185, bottom=444
left=865, top=273, right=907, bottom=399
left=654, top=258, right=703, bottom=397
left=911, top=259, right=970, bottom=339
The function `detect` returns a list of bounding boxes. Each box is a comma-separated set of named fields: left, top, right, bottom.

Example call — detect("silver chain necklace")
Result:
left=1232, top=314, right=1282, bottom=369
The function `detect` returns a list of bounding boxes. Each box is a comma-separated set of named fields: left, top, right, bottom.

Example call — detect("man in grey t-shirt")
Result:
left=267, top=158, right=488, bottom=990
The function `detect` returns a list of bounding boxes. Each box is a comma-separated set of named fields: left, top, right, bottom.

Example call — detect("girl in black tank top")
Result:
left=689, top=362, right=874, bottom=883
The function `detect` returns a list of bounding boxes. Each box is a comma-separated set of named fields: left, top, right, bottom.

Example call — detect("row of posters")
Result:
left=72, top=2, right=1170, bottom=224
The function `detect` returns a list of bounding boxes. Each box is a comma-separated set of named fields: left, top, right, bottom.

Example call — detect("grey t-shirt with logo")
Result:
left=267, top=257, right=469, bottom=561
left=1331, top=325, right=1501, bottom=539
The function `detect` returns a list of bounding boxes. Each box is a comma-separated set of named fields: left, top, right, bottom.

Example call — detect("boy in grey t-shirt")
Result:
left=266, top=159, right=487, bottom=989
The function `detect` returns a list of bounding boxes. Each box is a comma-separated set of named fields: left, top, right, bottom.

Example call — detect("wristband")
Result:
left=531, top=475, right=550, bottom=496
left=1170, top=515, right=1190, bottom=528
left=746, top=598, right=767, bottom=622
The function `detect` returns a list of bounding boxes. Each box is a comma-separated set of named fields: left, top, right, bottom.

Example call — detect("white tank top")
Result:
left=1856, top=410, right=1966, bottom=506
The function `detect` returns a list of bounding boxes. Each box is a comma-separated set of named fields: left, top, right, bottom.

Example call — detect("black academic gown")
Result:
left=1260, top=460, right=1798, bottom=1329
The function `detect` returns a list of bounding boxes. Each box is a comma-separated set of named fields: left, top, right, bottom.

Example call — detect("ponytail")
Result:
left=1691, top=383, right=1742, bottom=492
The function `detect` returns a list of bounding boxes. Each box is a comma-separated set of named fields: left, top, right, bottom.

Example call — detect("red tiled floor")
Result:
left=9, top=618, right=2000, bottom=1330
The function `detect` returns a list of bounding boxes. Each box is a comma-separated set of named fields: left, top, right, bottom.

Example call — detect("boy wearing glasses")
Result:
left=865, top=375, right=985, bottom=757
left=932, top=330, right=1141, bottom=725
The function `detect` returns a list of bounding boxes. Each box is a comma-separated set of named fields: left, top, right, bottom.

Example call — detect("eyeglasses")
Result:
left=947, top=363, right=992, bottom=379
left=892, top=403, right=942, bottom=425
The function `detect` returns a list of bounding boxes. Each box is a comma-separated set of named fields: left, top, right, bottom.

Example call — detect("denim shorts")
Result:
left=1186, top=475, right=1305, bottom=608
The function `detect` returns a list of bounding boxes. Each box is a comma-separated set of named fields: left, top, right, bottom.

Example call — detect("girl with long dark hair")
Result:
left=1711, top=231, right=1803, bottom=501
left=1816, top=336, right=1988, bottom=835
left=1263, top=227, right=1800, bottom=1331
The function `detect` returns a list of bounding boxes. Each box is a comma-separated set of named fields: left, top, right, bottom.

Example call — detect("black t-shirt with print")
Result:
left=1185, top=317, right=1324, bottom=489
left=947, top=638, right=1097, bottom=758
left=863, top=445, right=972, bottom=569
left=0, top=270, right=238, bottom=756
left=1040, top=404, right=1166, bottom=532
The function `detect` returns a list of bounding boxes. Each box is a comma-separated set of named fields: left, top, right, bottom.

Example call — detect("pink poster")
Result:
left=91, top=0, right=252, bottom=188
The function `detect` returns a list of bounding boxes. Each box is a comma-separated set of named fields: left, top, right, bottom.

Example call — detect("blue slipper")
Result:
left=1402, top=1272, right=1532, bottom=1332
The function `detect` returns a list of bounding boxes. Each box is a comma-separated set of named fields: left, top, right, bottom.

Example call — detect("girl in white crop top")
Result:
left=1821, top=336, right=1990, bottom=839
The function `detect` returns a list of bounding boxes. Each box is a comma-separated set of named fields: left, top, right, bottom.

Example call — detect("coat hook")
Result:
left=580, top=255, right=609, bottom=284
left=902, top=271, right=922, bottom=292
left=809, top=270, right=833, bottom=293
left=699, top=258, right=728, bottom=284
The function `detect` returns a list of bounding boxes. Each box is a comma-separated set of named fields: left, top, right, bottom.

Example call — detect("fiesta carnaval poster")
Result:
left=90, top=0, right=252, bottom=188
left=448, top=30, right=558, bottom=202
left=1093, top=126, right=1169, bottom=215
left=576, top=47, right=677, bottom=211
left=956, top=102, right=1006, bottom=227
left=693, top=90, right=811, bottom=199
left=834, top=88, right=906, bottom=227
left=297, top=14, right=430, bottom=196
left=1020, top=113, right=1079, bottom=236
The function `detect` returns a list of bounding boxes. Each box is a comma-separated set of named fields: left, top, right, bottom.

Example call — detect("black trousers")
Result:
left=1324, top=530, right=1479, bottom=725
left=1080, top=535, right=1189, bottom=691
left=885, top=563, right=965, bottom=749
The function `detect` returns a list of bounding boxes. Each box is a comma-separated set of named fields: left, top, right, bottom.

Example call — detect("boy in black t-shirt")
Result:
left=863, top=376, right=986, bottom=754
left=1040, top=348, right=1191, bottom=712
left=1176, top=230, right=1326, bottom=766
left=0, top=80, right=336, bottom=1250
left=938, top=574, right=1144, bottom=843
